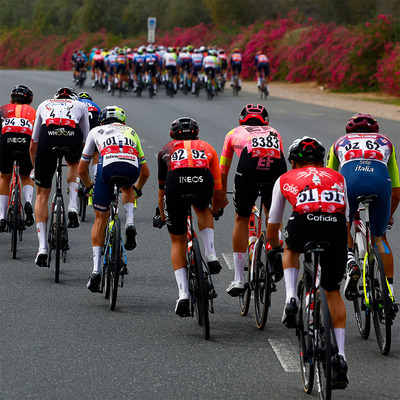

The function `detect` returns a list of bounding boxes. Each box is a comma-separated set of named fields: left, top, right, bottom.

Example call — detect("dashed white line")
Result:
left=222, top=252, right=234, bottom=269
left=268, top=338, right=300, bottom=372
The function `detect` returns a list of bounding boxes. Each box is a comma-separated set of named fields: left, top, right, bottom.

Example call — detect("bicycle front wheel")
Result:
left=297, top=278, right=314, bottom=394
left=192, top=237, right=210, bottom=340
left=54, top=199, right=63, bottom=283
left=353, top=243, right=371, bottom=339
left=314, top=288, right=332, bottom=400
left=10, top=185, right=20, bottom=259
left=253, top=232, right=271, bottom=330
left=370, top=248, right=391, bottom=355
left=239, top=251, right=251, bottom=316
left=110, top=218, right=122, bottom=311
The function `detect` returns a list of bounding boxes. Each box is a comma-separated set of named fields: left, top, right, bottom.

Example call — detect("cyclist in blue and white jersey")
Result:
left=190, top=48, right=204, bottom=94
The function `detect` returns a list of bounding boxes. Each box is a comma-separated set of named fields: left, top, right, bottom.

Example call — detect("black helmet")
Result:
left=99, top=106, right=126, bottom=125
left=169, top=117, right=199, bottom=140
left=239, top=104, right=269, bottom=126
left=288, top=136, right=325, bottom=163
left=78, top=91, right=93, bottom=101
left=345, top=113, right=379, bottom=133
left=11, top=85, right=33, bottom=104
left=54, top=87, right=78, bottom=100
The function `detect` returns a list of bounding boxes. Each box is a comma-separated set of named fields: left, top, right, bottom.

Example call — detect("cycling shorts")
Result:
left=134, top=65, right=144, bottom=75
left=284, top=212, right=347, bottom=292
left=233, top=148, right=287, bottom=217
left=164, top=168, right=214, bottom=235
left=0, top=132, right=32, bottom=175
left=257, top=63, right=270, bottom=76
left=94, top=61, right=105, bottom=72
left=220, top=60, right=228, bottom=70
left=116, top=64, right=127, bottom=75
left=166, top=66, right=177, bottom=76
left=192, top=65, right=202, bottom=77
left=205, top=67, right=215, bottom=79
left=34, top=124, right=83, bottom=188
left=341, top=160, right=391, bottom=236
left=93, top=157, right=140, bottom=212
left=145, top=65, right=157, bottom=76
left=231, top=62, right=242, bottom=74
left=180, top=61, right=191, bottom=72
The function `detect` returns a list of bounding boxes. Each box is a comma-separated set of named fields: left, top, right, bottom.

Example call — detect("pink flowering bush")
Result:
left=0, top=13, right=398, bottom=96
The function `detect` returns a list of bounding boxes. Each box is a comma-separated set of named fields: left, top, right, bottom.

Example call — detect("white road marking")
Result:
left=222, top=252, right=234, bottom=269
left=268, top=338, right=300, bottom=372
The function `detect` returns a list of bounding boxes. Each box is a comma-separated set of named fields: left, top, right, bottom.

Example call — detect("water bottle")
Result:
left=355, top=231, right=365, bottom=260
left=248, top=236, right=257, bottom=262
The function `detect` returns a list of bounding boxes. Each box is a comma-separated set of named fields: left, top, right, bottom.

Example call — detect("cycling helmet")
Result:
left=169, top=117, right=199, bottom=140
left=95, top=49, right=101, bottom=54
left=11, top=84, right=33, bottom=104
left=187, top=45, right=193, bottom=52
left=233, top=48, right=241, bottom=53
left=99, top=106, right=126, bottom=125
left=239, top=104, right=269, bottom=126
left=345, top=113, right=379, bottom=133
left=288, top=136, right=325, bottom=163
left=78, top=92, right=93, bottom=101
left=256, top=51, right=263, bottom=56
left=54, top=87, right=78, bottom=100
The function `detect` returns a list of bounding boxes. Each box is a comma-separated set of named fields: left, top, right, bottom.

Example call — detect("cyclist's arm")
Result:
left=208, top=145, right=224, bottom=214
left=29, top=105, right=43, bottom=165
left=266, top=177, right=286, bottom=248
left=386, top=146, right=400, bottom=221
left=78, top=159, right=92, bottom=189
left=326, top=145, right=340, bottom=171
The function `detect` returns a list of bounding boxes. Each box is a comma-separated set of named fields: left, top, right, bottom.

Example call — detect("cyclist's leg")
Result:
left=20, top=174, right=35, bottom=226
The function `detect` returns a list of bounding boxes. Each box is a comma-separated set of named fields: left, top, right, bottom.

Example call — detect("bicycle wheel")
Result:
left=192, top=237, right=210, bottom=340
left=297, top=278, right=314, bottom=394
left=253, top=232, right=271, bottom=330
left=102, top=245, right=111, bottom=300
left=370, top=248, right=391, bottom=355
left=239, top=251, right=251, bottom=316
left=352, top=242, right=371, bottom=339
left=77, top=185, right=87, bottom=222
left=10, top=185, right=19, bottom=259
left=109, top=218, right=121, bottom=310
left=314, top=288, right=332, bottom=400
left=54, top=199, right=63, bottom=283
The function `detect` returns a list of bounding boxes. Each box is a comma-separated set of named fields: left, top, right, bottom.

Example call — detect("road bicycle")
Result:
left=232, top=69, right=240, bottom=96
left=6, top=151, right=26, bottom=259
left=296, top=241, right=344, bottom=400
left=259, top=74, right=269, bottom=100
left=101, top=176, right=129, bottom=311
left=205, top=71, right=215, bottom=101
left=182, top=194, right=217, bottom=340
left=165, top=72, right=175, bottom=98
left=47, top=147, right=70, bottom=283
left=238, top=184, right=283, bottom=330
left=350, top=194, right=396, bottom=355
left=77, top=179, right=93, bottom=222
left=76, top=69, right=86, bottom=88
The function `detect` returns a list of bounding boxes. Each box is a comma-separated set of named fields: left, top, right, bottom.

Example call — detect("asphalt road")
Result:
left=0, top=70, right=399, bottom=400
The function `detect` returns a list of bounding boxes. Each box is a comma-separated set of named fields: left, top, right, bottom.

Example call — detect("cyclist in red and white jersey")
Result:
left=0, top=85, right=36, bottom=231
left=267, top=136, right=349, bottom=387
left=30, top=87, right=89, bottom=267
left=229, top=48, right=243, bottom=90
left=254, top=51, right=270, bottom=93
left=219, top=104, right=287, bottom=296
left=327, top=113, right=400, bottom=305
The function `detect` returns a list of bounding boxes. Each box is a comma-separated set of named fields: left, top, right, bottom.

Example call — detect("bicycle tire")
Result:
left=352, top=243, right=371, bottom=339
left=253, top=232, right=271, bottom=330
left=9, top=184, right=19, bottom=259
left=314, top=288, right=332, bottom=400
left=192, top=237, right=210, bottom=340
left=110, top=218, right=121, bottom=310
left=103, top=245, right=111, bottom=300
left=297, top=278, right=314, bottom=394
left=239, top=251, right=251, bottom=316
left=370, top=248, right=391, bottom=355
left=78, top=189, right=87, bottom=222
left=54, top=199, right=63, bottom=283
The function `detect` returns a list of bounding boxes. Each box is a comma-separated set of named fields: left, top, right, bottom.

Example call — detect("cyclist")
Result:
left=220, top=104, right=287, bottom=296
left=162, top=47, right=178, bottom=94
left=154, top=117, right=224, bottom=316
left=190, top=48, right=204, bottom=95
left=133, top=48, right=146, bottom=93
left=144, top=47, right=159, bottom=96
left=91, top=49, right=106, bottom=88
left=29, top=87, right=90, bottom=267
left=229, top=48, right=242, bottom=90
left=74, top=51, right=87, bottom=84
left=254, top=50, right=270, bottom=94
left=202, top=49, right=217, bottom=97
left=78, top=106, right=150, bottom=292
left=177, top=47, right=192, bottom=90
left=0, top=85, right=36, bottom=232
left=115, top=49, right=129, bottom=92
left=327, top=113, right=400, bottom=305
left=267, top=136, right=349, bottom=387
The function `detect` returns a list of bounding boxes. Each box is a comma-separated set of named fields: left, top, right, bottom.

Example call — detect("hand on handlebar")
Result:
left=153, top=207, right=166, bottom=229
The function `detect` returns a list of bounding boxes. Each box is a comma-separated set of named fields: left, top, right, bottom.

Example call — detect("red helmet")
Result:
left=233, top=48, right=241, bottom=53
left=346, top=113, right=379, bottom=133
left=256, top=51, right=263, bottom=56
left=239, top=104, right=269, bottom=126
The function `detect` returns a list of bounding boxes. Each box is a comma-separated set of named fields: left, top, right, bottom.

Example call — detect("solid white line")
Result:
left=268, top=338, right=300, bottom=373
left=222, top=252, right=234, bottom=269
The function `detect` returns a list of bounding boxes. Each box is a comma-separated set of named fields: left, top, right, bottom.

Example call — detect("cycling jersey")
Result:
left=0, top=103, right=36, bottom=175
left=255, top=54, right=269, bottom=65
left=78, top=98, right=100, bottom=130
left=203, top=55, right=216, bottom=69
left=163, top=52, right=177, bottom=67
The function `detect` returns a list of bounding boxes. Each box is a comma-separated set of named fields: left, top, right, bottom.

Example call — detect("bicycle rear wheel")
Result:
left=239, top=251, right=251, bottom=316
left=297, top=278, right=314, bottom=394
left=54, top=199, right=63, bottom=283
left=370, top=248, right=391, bottom=355
left=353, top=243, right=371, bottom=339
left=77, top=182, right=87, bottom=222
left=10, top=185, right=19, bottom=259
left=192, top=237, right=210, bottom=340
left=314, top=288, right=332, bottom=400
left=253, top=232, right=271, bottom=330
left=110, top=218, right=121, bottom=310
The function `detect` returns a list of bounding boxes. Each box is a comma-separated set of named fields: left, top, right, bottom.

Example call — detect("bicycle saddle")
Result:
left=52, top=146, right=70, bottom=157
left=180, top=193, right=200, bottom=207
left=304, top=241, right=331, bottom=253
left=357, top=194, right=378, bottom=204
left=109, top=175, right=131, bottom=189
left=11, top=150, right=25, bottom=162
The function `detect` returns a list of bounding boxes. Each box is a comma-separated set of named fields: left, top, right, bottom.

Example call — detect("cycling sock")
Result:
left=68, top=181, right=79, bottom=211
left=334, top=328, right=346, bottom=360
left=175, top=267, right=188, bottom=296
left=36, top=222, right=47, bottom=250
left=0, top=195, right=8, bottom=219
left=22, top=184, right=34, bottom=204
left=284, top=267, right=299, bottom=303
left=92, top=246, right=102, bottom=274
left=124, top=202, right=135, bottom=226
left=233, top=252, right=246, bottom=282
left=200, top=228, right=215, bottom=260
